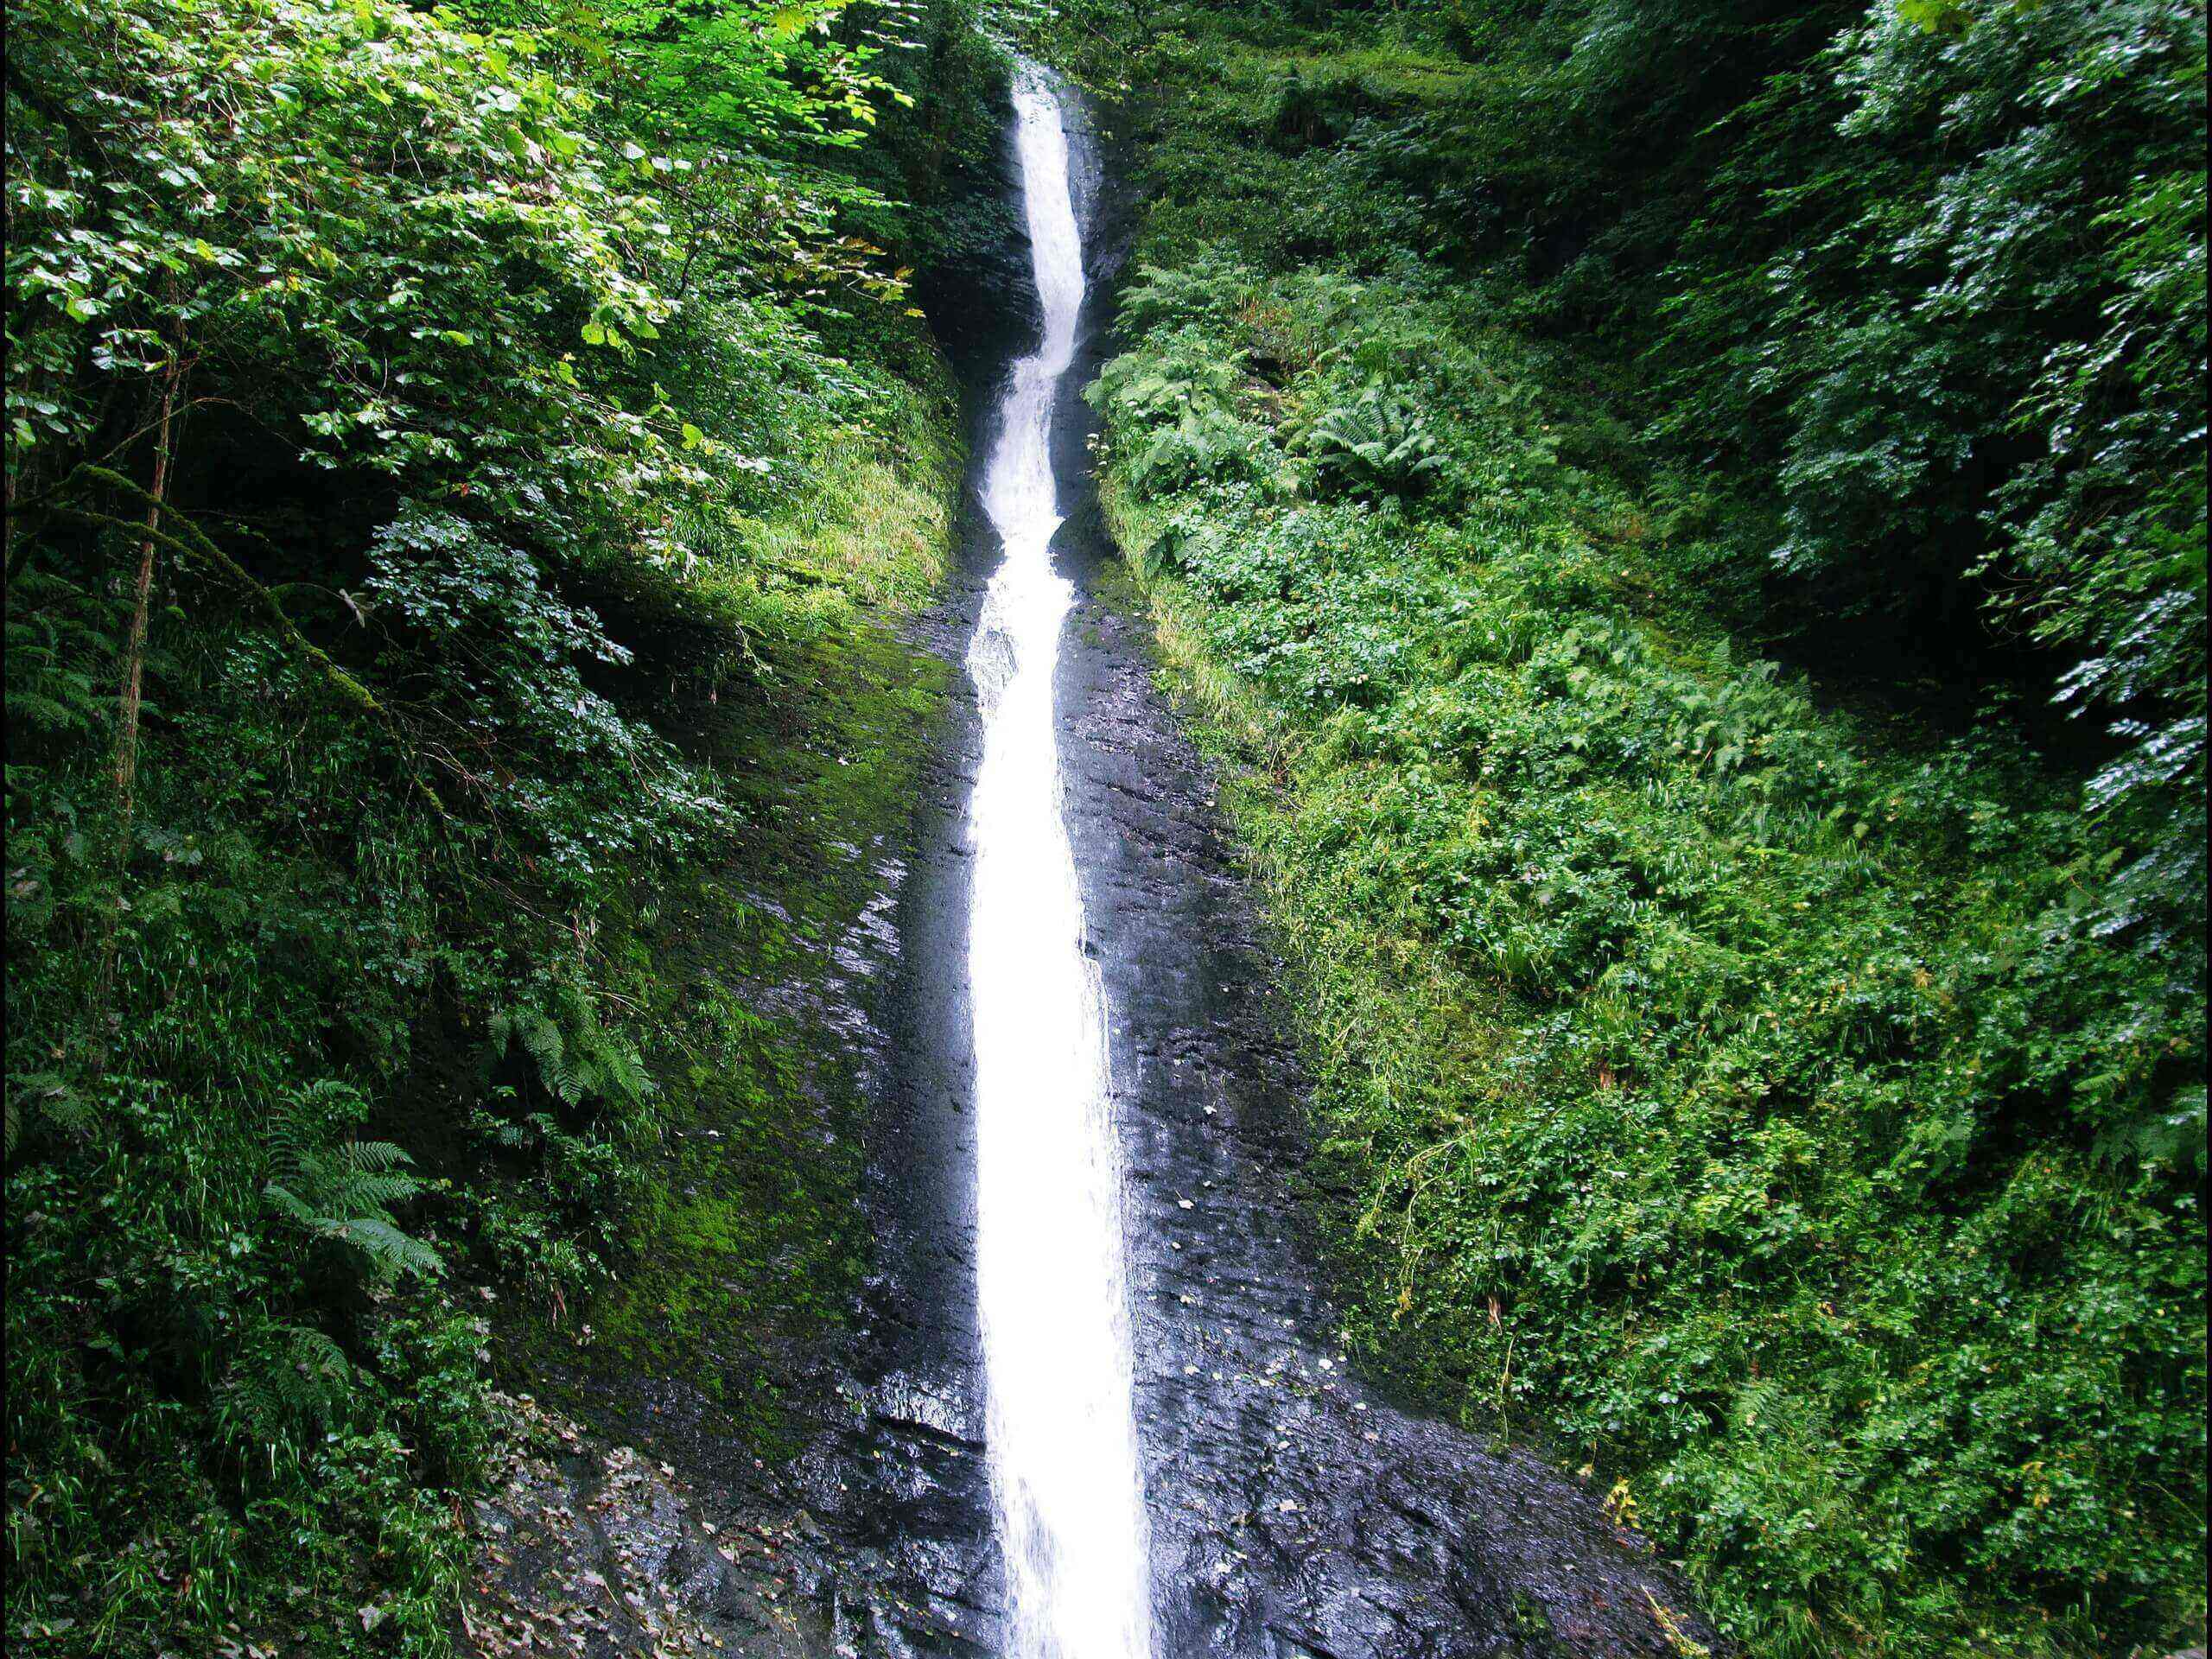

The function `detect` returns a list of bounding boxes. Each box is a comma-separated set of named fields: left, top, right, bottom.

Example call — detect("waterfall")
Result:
left=966, top=61, right=1154, bottom=1659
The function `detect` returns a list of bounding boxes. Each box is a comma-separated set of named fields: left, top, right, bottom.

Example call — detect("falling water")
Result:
left=966, top=61, right=1154, bottom=1659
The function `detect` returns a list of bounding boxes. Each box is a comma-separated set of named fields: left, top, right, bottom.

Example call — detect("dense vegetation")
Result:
left=3, top=0, right=1004, bottom=1650
left=1065, top=1, right=2206, bottom=1653
left=8, top=0, right=2204, bottom=1653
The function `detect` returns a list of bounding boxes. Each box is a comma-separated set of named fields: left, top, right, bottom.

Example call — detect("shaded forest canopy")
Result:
left=1058, top=0, right=2206, bottom=1653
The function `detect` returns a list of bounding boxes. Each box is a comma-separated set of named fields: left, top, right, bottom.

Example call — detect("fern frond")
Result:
left=261, top=1090, right=441, bottom=1285
left=519, top=1012, right=563, bottom=1068
left=330, top=1216, right=444, bottom=1279
left=604, top=1043, right=650, bottom=1108
left=340, top=1140, right=413, bottom=1173
left=326, top=1168, right=423, bottom=1214
left=216, top=1322, right=354, bottom=1444
left=264, top=1180, right=319, bottom=1226
left=8, top=690, right=93, bottom=733
left=7, top=1072, right=98, bottom=1152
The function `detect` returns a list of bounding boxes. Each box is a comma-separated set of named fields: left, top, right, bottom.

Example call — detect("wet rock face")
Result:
left=1052, top=569, right=1719, bottom=1658
left=467, top=1393, right=840, bottom=1659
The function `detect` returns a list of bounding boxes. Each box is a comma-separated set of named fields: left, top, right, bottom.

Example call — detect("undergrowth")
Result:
left=1070, top=8, right=2207, bottom=1655
left=3, top=0, right=992, bottom=1651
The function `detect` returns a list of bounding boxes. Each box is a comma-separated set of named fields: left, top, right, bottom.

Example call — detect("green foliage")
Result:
left=1077, top=10, right=2207, bottom=1654
left=264, top=1083, right=443, bottom=1286
left=488, top=986, right=653, bottom=1115
left=1091, top=327, right=1263, bottom=492
left=1071, top=0, right=2208, bottom=995
left=1302, top=386, right=1442, bottom=497
left=456, top=0, right=914, bottom=152
left=4, top=0, right=977, bottom=1650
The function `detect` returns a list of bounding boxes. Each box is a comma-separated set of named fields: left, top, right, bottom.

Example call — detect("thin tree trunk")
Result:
left=114, top=368, right=178, bottom=819
left=91, top=363, right=181, bottom=1071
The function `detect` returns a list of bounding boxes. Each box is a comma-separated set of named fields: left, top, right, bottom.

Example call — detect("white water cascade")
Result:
left=966, top=62, right=1154, bottom=1659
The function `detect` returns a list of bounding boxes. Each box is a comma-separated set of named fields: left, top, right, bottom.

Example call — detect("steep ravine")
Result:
left=466, top=67, right=1719, bottom=1659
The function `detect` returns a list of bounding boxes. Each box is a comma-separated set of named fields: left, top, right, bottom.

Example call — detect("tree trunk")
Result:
left=114, top=370, right=178, bottom=819
left=91, top=363, right=182, bottom=1071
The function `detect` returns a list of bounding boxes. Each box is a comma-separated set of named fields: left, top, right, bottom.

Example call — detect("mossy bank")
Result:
left=3, top=1, right=1005, bottom=1651
left=1061, top=5, right=2207, bottom=1656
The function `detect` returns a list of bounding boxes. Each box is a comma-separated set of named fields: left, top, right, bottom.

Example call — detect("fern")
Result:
left=2094, top=1084, right=2209, bottom=1175
left=264, top=1081, right=442, bottom=1283
left=599, top=1039, right=650, bottom=1109
left=214, top=1321, right=354, bottom=1447
left=1116, top=256, right=1259, bottom=332
left=4, top=1071, right=98, bottom=1156
left=1303, top=387, right=1444, bottom=497
left=3, top=582, right=106, bottom=737
left=1131, top=406, right=1256, bottom=492
left=322, top=1212, right=444, bottom=1280
left=487, top=985, right=651, bottom=1113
